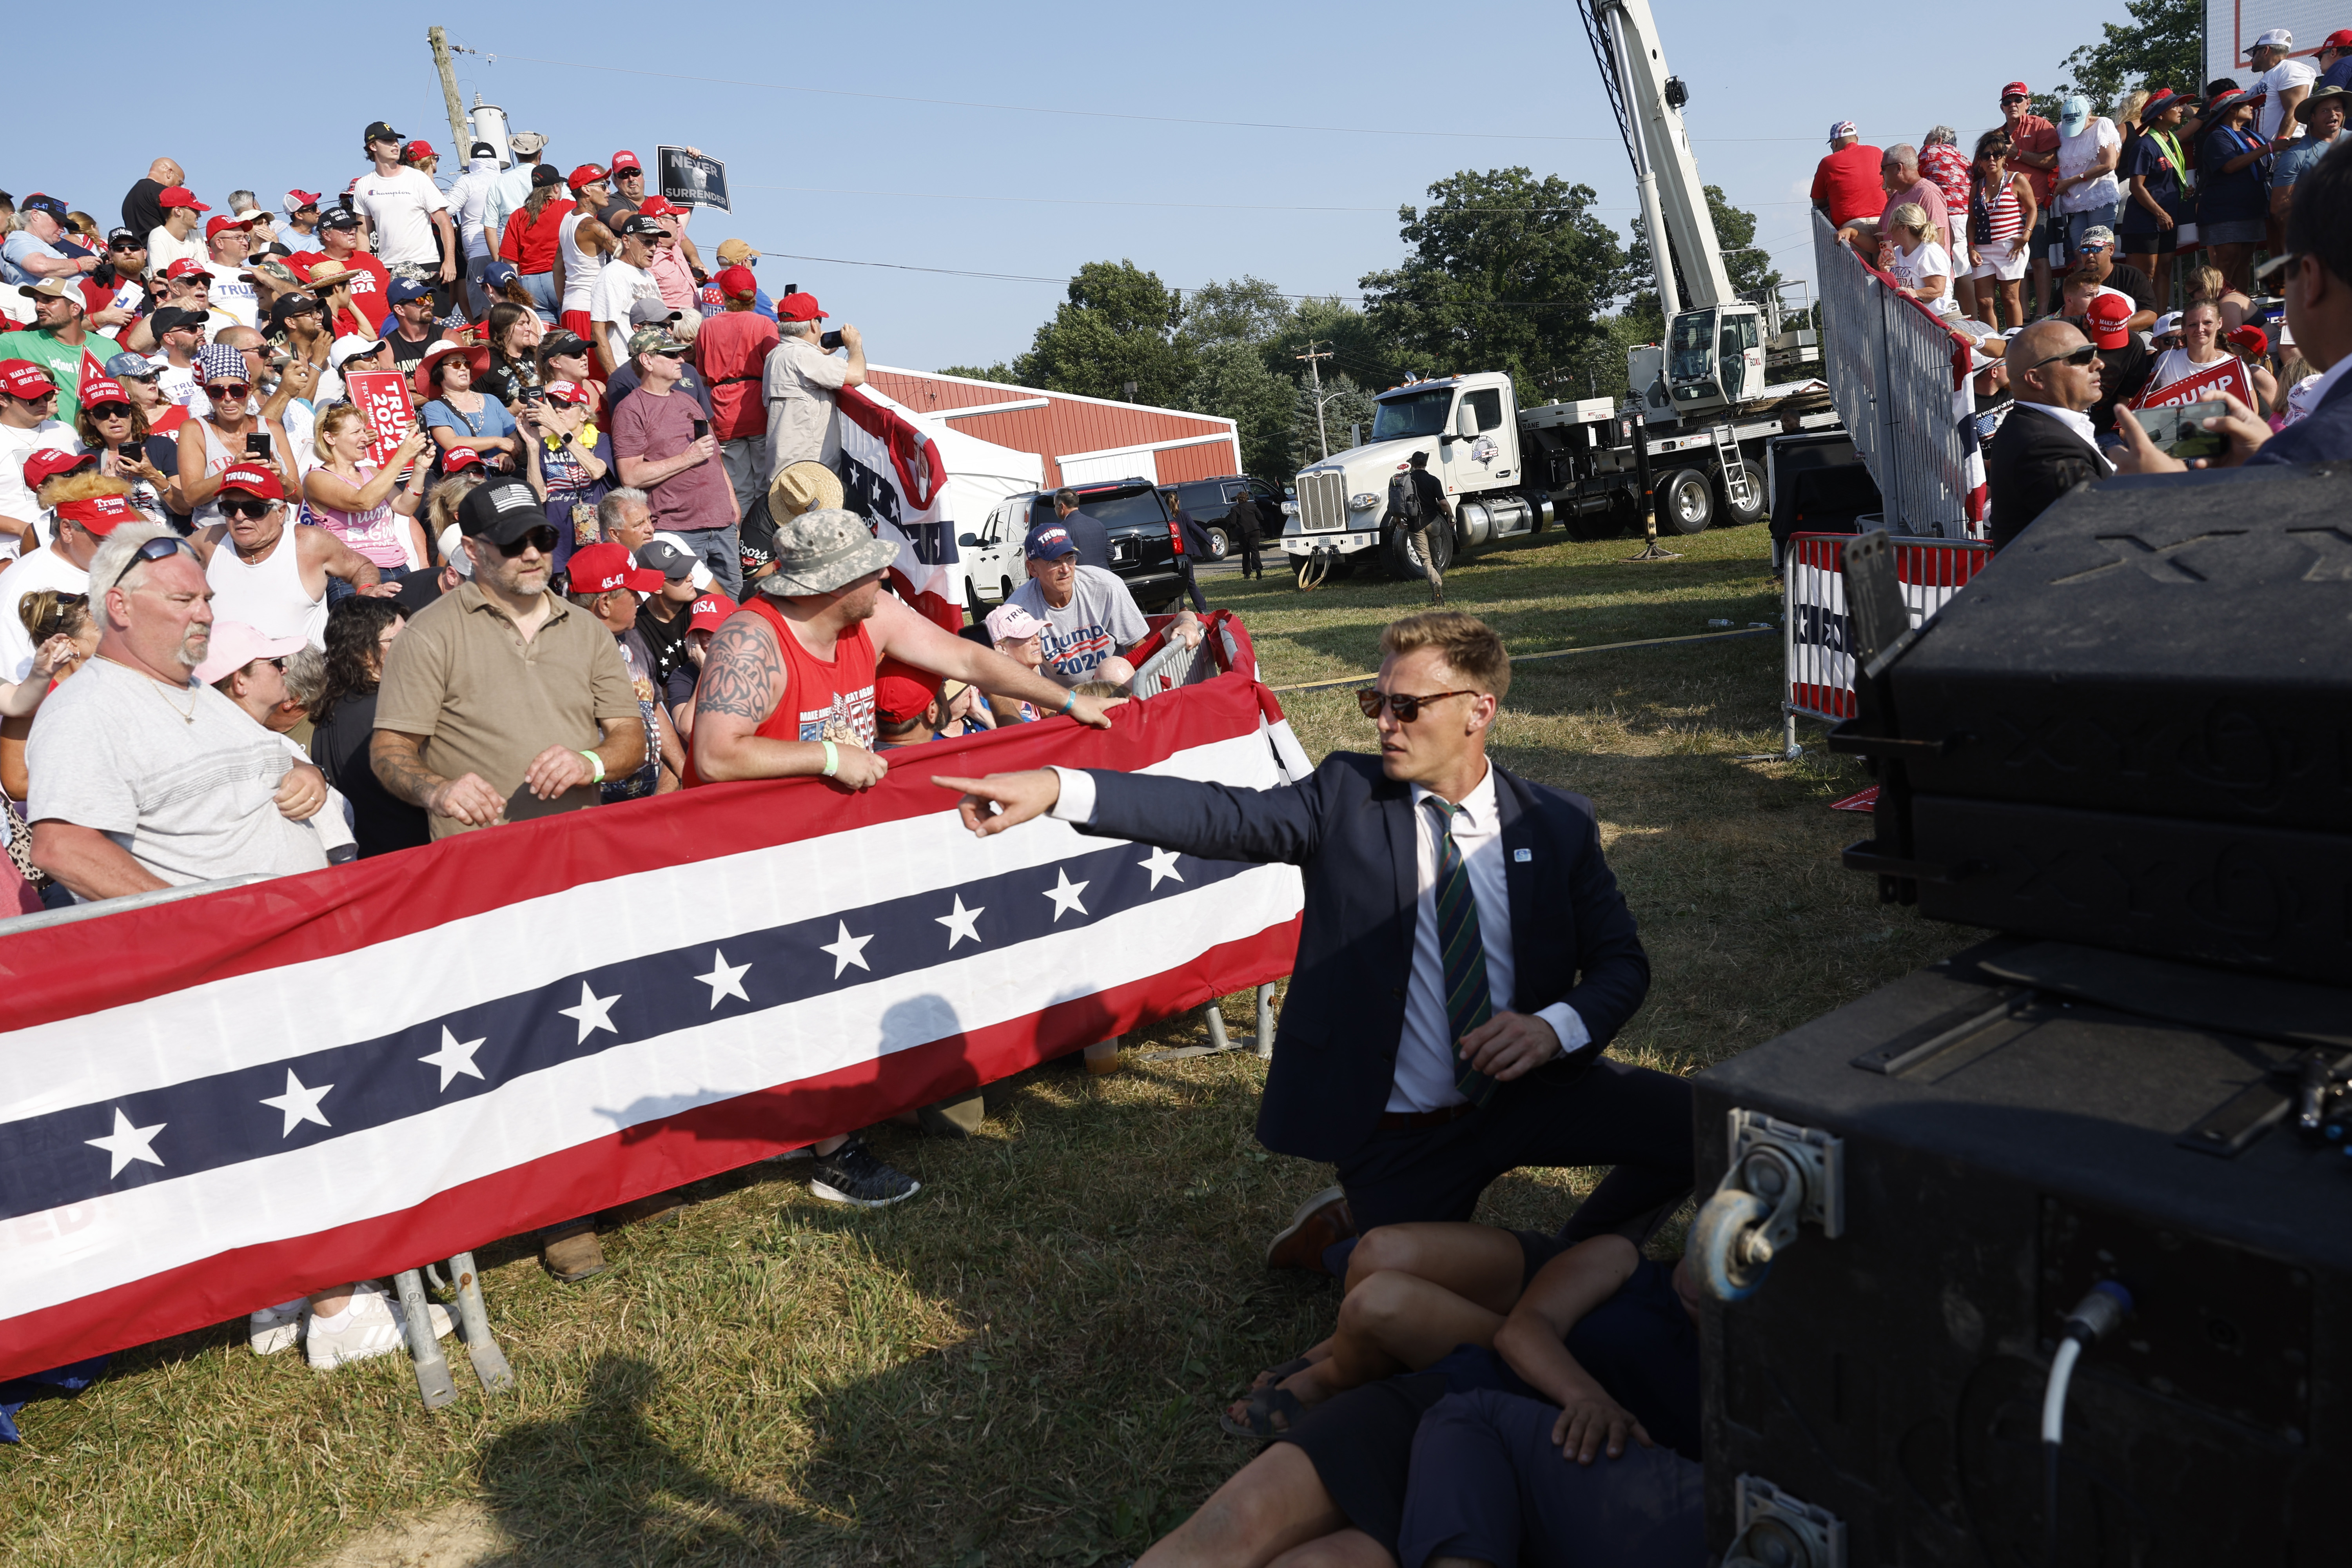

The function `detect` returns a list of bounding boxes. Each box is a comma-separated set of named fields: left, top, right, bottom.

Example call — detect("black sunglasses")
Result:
left=109, top=534, right=192, bottom=589
left=221, top=497, right=275, bottom=519
left=2029, top=343, right=2101, bottom=371
left=1357, top=688, right=1481, bottom=723
left=205, top=384, right=251, bottom=400
left=88, top=402, right=134, bottom=419
left=494, top=524, right=562, bottom=557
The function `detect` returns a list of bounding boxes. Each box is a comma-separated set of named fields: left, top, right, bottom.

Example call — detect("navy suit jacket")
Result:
left=2252, top=368, right=2352, bottom=466
left=1079, top=751, right=1650, bottom=1164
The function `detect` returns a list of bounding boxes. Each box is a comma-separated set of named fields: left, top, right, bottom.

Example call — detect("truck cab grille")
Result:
left=1296, top=470, right=1349, bottom=532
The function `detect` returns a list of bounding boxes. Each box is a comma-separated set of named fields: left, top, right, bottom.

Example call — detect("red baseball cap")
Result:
left=636, top=194, right=680, bottom=218
left=567, top=163, right=608, bottom=193
left=2081, top=292, right=2132, bottom=349
left=777, top=292, right=827, bottom=322
left=164, top=258, right=211, bottom=281
left=205, top=214, right=258, bottom=241
left=570, top=542, right=665, bottom=595
left=403, top=140, right=436, bottom=163
left=873, top=658, right=942, bottom=726
left=2226, top=324, right=2270, bottom=354
left=158, top=186, right=210, bottom=212
left=23, top=447, right=95, bottom=488
left=688, top=591, right=738, bottom=634
left=441, top=446, right=485, bottom=474
left=715, top=265, right=758, bottom=298
left=542, top=379, right=593, bottom=407
left=0, top=360, right=57, bottom=399
left=218, top=463, right=283, bottom=501
left=78, top=377, right=128, bottom=408
left=610, top=150, right=642, bottom=172
left=2000, top=81, right=2030, bottom=100
left=284, top=189, right=322, bottom=212
left=2324, top=29, right=2352, bottom=49
left=55, top=493, right=138, bottom=535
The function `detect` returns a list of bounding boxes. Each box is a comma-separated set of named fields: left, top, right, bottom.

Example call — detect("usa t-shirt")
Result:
left=1006, top=564, right=1148, bottom=686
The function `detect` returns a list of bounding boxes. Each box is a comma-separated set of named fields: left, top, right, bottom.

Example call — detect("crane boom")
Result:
left=1581, top=0, right=1735, bottom=312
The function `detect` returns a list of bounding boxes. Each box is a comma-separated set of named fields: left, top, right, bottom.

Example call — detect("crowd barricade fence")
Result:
left=1781, top=531, right=1991, bottom=755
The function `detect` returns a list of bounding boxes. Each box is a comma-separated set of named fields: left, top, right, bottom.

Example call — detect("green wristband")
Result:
left=821, top=739, right=840, bottom=777
left=581, top=749, right=605, bottom=784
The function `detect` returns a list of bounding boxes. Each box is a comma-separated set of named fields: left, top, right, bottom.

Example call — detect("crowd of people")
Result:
left=0, top=124, right=1214, bottom=1358
left=1812, top=29, right=2352, bottom=544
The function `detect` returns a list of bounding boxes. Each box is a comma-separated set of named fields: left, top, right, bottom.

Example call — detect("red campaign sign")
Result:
left=2132, top=356, right=2257, bottom=412
left=347, top=370, right=416, bottom=470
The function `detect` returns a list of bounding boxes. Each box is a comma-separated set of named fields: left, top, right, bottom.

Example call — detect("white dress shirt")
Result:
left=2011, top=401, right=2116, bottom=473
left=1049, top=760, right=1589, bottom=1112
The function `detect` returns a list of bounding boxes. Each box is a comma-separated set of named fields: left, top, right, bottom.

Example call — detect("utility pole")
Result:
left=1296, top=341, right=1335, bottom=457
left=427, top=28, right=472, bottom=158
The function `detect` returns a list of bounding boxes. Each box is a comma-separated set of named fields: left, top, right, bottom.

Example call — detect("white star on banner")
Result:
left=936, top=895, right=985, bottom=948
left=260, top=1069, right=334, bottom=1138
left=1138, top=846, right=1184, bottom=890
left=820, top=920, right=874, bottom=978
left=87, top=1107, right=166, bottom=1179
left=695, top=949, right=753, bottom=1009
left=1043, top=867, right=1091, bottom=921
left=419, top=1027, right=487, bottom=1091
left=558, top=981, right=622, bottom=1043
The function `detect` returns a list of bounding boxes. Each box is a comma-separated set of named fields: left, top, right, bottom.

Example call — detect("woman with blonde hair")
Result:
left=1884, top=203, right=1955, bottom=312
left=303, top=404, right=433, bottom=573
left=2182, top=263, right=2252, bottom=334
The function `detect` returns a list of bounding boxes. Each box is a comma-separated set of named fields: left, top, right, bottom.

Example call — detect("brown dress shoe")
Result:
left=540, top=1220, right=608, bottom=1283
left=1265, top=1185, right=1356, bottom=1273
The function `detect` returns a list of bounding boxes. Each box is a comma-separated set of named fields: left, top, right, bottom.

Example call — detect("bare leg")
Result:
left=1999, top=279, right=2024, bottom=331
left=1343, top=1223, right=1528, bottom=1314
left=1270, top=1530, right=1397, bottom=1567
left=1139, top=1444, right=1347, bottom=1568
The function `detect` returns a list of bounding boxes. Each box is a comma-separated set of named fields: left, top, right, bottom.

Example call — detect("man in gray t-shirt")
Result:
left=1004, top=520, right=1198, bottom=686
left=28, top=524, right=332, bottom=900
left=762, top=293, right=866, bottom=478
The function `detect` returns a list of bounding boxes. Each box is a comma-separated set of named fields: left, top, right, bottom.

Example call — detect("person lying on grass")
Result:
left=1140, top=1229, right=1706, bottom=1568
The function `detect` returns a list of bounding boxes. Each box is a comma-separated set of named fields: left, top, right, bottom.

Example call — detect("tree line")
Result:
left=938, top=165, right=1778, bottom=480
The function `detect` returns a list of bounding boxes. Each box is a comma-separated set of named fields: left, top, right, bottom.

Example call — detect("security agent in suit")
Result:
left=935, top=612, right=1693, bottom=1271
left=1987, top=317, right=2114, bottom=549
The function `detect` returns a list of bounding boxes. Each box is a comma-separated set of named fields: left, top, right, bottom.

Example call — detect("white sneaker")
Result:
left=249, top=1298, right=307, bottom=1356
left=304, top=1281, right=454, bottom=1370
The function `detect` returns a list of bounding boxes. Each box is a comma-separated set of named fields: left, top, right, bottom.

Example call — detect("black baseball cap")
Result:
left=318, top=207, right=360, bottom=232
left=363, top=121, right=402, bottom=145
left=457, top=478, right=550, bottom=547
left=107, top=228, right=142, bottom=250
left=148, top=306, right=203, bottom=336
left=617, top=213, right=666, bottom=238
left=530, top=163, right=563, bottom=189
left=537, top=328, right=591, bottom=360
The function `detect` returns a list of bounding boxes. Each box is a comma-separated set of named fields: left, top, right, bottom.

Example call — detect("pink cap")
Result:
left=192, top=620, right=307, bottom=687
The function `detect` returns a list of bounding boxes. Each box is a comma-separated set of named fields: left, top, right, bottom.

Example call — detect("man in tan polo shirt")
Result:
left=371, top=476, right=643, bottom=837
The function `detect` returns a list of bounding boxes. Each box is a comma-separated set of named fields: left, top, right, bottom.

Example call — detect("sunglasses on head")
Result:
left=88, top=402, right=134, bottom=419
left=109, top=533, right=192, bottom=589
left=494, top=524, right=562, bottom=557
left=1357, top=688, right=1480, bottom=723
left=221, top=496, right=274, bottom=519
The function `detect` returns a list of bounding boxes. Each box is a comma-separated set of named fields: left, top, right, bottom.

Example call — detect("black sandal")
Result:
left=1247, top=1355, right=1314, bottom=1394
left=1220, top=1384, right=1308, bottom=1439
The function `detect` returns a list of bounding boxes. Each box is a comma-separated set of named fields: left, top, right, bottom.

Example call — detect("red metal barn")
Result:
left=865, top=367, right=1243, bottom=488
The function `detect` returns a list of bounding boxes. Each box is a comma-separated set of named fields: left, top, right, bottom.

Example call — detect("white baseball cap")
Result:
left=2152, top=311, right=2182, bottom=338
left=2255, top=27, right=2294, bottom=49
left=438, top=523, right=473, bottom=577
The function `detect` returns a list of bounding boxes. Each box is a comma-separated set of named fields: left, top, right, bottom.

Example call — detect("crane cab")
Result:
left=1667, top=302, right=1766, bottom=416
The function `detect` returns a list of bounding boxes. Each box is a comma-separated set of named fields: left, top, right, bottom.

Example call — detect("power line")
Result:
left=734, top=179, right=1812, bottom=217
left=459, top=47, right=1826, bottom=145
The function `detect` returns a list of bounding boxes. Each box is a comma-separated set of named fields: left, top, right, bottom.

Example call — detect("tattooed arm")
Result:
left=371, top=730, right=509, bottom=827
left=689, top=614, right=889, bottom=789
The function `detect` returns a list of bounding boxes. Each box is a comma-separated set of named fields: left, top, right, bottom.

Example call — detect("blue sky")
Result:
left=53, top=1, right=2130, bottom=372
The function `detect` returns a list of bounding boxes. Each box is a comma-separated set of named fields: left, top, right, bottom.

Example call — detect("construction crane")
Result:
left=1577, top=0, right=1815, bottom=419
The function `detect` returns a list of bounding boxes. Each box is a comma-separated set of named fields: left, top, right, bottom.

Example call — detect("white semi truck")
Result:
left=1282, top=0, right=1835, bottom=583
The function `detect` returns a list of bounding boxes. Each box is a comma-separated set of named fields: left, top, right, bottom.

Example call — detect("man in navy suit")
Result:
left=935, top=612, right=1692, bottom=1272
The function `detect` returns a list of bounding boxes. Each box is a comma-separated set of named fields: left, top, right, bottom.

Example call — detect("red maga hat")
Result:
left=218, top=463, right=284, bottom=501
left=570, top=542, right=666, bottom=595
left=56, top=492, right=138, bottom=535
left=2081, top=292, right=2133, bottom=349
left=777, top=292, right=827, bottom=322
left=24, top=447, right=96, bottom=488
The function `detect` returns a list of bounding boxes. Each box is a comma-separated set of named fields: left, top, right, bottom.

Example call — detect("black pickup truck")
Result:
left=991, top=477, right=1189, bottom=613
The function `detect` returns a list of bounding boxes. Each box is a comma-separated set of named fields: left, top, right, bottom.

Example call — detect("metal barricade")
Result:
left=1780, top=531, right=1991, bottom=755
left=1127, top=631, right=1216, bottom=699
left=1811, top=211, right=1976, bottom=540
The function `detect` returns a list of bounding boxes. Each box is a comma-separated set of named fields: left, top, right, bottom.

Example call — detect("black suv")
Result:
left=998, top=477, right=1188, bottom=611
left=1161, top=474, right=1289, bottom=562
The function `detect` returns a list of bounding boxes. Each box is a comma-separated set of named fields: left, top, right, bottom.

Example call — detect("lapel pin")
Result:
left=1514, top=848, right=1532, bottom=862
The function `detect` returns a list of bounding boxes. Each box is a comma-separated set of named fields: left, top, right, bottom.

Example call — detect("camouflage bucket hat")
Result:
left=759, top=507, right=898, bottom=597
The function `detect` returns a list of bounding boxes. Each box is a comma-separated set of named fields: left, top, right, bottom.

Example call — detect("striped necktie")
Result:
left=1428, top=797, right=1501, bottom=1109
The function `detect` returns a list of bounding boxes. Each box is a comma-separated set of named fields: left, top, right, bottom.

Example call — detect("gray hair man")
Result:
left=1839, top=142, right=1953, bottom=258
left=28, top=521, right=332, bottom=900
left=762, top=292, right=866, bottom=478
left=595, top=486, right=657, bottom=556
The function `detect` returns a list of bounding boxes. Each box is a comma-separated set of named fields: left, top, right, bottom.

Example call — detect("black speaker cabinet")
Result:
left=1693, top=937, right=2352, bottom=1566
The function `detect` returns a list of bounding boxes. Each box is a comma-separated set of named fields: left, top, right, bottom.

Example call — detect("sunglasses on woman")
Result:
left=88, top=403, right=134, bottom=420
left=1357, top=688, right=1479, bottom=723
left=206, top=382, right=251, bottom=400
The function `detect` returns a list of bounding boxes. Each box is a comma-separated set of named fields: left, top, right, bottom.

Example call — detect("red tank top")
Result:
left=683, top=596, right=877, bottom=787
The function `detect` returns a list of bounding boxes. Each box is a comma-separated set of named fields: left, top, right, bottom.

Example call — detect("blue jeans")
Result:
left=676, top=524, right=743, bottom=600
left=519, top=271, right=559, bottom=322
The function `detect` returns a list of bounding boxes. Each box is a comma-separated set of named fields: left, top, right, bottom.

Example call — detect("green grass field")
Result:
left=1, top=524, right=1967, bottom=1566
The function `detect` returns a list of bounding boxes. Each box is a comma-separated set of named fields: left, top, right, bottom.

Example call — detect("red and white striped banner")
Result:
left=1783, top=532, right=1992, bottom=722
left=0, top=671, right=1305, bottom=1381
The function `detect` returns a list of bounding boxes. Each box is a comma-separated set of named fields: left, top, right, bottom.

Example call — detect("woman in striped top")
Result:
left=1963, top=129, right=2038, bottom=331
